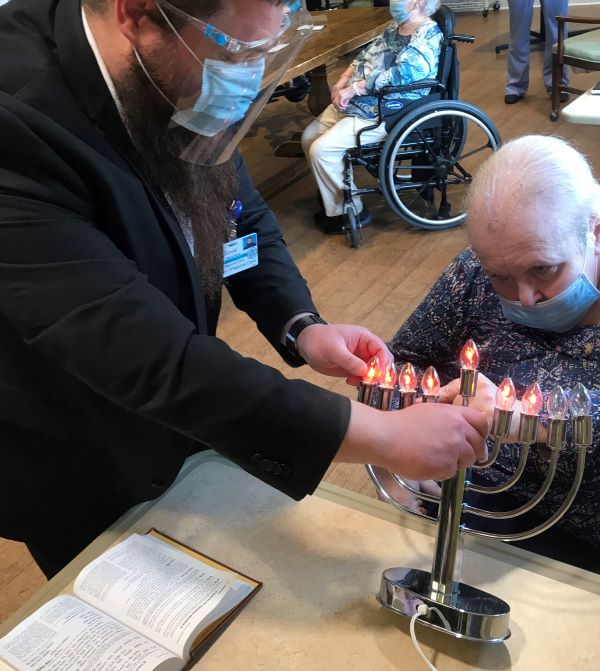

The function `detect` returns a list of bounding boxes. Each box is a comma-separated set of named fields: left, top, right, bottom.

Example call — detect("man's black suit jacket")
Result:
left=0, top=0, right=350, bottom=551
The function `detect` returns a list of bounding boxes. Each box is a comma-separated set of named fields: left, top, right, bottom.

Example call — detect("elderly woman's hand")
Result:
left=332, top=86, right=356, bottom=111
left=373, top=469, right=441, bottom=514
left=439, top=374, right=522, bottom=442
left=330, top=79, right=345, bottom=100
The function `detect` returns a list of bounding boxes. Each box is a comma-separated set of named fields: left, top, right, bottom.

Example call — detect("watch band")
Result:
left=285, top=314, right=328, bottom=364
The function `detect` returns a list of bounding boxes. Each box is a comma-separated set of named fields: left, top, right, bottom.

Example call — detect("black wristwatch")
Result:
left=284, top=313, right=328, bottom=365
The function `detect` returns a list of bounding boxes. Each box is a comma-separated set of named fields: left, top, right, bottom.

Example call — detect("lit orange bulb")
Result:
left=495, top=377, right=516, bottom=411
left=398, top=362, right=417, bottom=393
left=379, top=364, right=397, bottom=389
left=364, top=356, right=380, bottom=384
left=421, top=366, right=441, bottom=396
left=522, top=382, right=543, bottom=416
left=460, top=339, right=480, bottom=370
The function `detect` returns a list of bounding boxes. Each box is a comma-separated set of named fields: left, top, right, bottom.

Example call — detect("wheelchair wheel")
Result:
left=378, top=100, right=501, bottom=231
left=344, top=208, right=362, bottom=248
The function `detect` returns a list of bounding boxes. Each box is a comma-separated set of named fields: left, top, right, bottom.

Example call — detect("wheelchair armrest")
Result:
left=375, top=79, right=445, bottom=98
left=375, top=80, right=446, bottom=121
left=450, top=33, right=475, bottom=43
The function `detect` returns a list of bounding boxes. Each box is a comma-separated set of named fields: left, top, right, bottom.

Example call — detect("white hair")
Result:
left=466, top=135, right=600, bottom=249
left=421, top=0, right=441, bottom=17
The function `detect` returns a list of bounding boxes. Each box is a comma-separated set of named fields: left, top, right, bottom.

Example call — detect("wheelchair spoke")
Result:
left=452, top=142, right=493, bottom=165
left=414, top=127, right=438, bottom=162
left=403, top=175, right=437, bottom=212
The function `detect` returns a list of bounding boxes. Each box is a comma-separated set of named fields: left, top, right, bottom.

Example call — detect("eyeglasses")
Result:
left=155, top=0, right=294, bottom=54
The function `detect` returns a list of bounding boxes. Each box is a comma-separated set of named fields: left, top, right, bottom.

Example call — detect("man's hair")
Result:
left=466, top=134, right=600, bottom=249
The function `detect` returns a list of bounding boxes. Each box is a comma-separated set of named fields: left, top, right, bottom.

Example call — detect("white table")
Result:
left=2, top=452, right=600, bottom=670
left=562, top=85, right=600, bottom=124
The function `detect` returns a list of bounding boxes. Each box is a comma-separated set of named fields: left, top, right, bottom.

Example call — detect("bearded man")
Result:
left=0, top=0, right=487, bottom=578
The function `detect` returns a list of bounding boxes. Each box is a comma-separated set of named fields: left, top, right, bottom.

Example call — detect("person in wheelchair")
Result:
left=301, top=0, right=443, bottom=235
left=388, top=135, right=600, bottom=572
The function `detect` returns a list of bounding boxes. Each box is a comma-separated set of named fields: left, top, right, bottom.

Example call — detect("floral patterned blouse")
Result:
left=389, top=248, right=600, bottom=550
left=345, top=20, right=443, bottom=121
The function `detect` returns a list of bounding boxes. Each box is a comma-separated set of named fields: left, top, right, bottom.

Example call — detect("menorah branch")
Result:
left=366, top=466, right=438, bottom=524
left=392, top=473, right=441, bottom=504
left=463, top=449, right=560, bottom=519
left=463, top=445, right=587, bottom=542
left=467, top=443, right=531, bottom=494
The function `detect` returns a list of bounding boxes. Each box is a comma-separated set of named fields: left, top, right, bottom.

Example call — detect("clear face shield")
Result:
left=135, top=0, right=313, bottom=166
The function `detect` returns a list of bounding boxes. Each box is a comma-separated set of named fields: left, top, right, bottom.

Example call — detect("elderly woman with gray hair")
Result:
left=389, top=135, right=600, bottom=571
left=301, top=0, right=442, bottom=234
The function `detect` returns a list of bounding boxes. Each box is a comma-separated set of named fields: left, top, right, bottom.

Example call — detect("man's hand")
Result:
left=337, top=401, right=489, bottom=481
left=439, top=373, right=522, bottom=442
left=297, top=323, right=393, bottom=385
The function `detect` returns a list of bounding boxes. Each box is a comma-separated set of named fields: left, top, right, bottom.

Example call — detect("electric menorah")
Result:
left=359, top=340, right=594, bottom=643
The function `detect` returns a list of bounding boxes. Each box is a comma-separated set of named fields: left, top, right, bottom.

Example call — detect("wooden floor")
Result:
left=2, top=7, right=600, bottom=625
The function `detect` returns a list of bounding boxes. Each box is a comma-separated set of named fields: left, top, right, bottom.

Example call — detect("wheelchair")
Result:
left=340, top=6, right=502, bottom=248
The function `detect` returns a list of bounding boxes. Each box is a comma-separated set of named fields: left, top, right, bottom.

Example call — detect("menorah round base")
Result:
left=378, top=567, right=511, bottom=642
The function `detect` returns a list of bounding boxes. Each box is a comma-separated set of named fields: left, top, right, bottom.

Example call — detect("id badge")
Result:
left=223, top=233, right=258, bottom=278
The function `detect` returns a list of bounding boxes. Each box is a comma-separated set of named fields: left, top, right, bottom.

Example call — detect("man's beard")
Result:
left=114, top=54, right=238, bottom=300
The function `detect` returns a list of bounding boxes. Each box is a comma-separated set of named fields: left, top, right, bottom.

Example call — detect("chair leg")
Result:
left=550, top=55, right=561, bottom=121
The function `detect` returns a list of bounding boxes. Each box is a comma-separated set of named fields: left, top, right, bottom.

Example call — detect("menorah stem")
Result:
left=430, top=469, right=466, bottom=604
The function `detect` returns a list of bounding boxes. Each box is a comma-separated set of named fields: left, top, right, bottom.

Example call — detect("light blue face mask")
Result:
left=390, top=0, right=412, bottom=24
left=172, top=57, right=266, bottom=138
left=498, top=238, right=600, bottom=333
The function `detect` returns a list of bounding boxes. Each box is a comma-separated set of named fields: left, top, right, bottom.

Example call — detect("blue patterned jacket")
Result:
left=345, top=20, right=443, bottom=121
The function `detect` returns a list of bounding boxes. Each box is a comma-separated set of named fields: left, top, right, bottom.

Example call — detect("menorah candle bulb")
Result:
left=518, top=382, right=543, bottom=444
left=397, top=362, right=417, bottom=409
left=546, top=385, right=569, bottom=450
left=571, top=382, right=592, bottom=417
left=491, top=377, right=516, bottom=438
left=421, top=365, right=441, bottom=403
left=357, top=356, right=380, bottom=406
left=570, top=382, right=593, bottom=448
left=376, top=363, right=397, bottom=411
left=522, top=382, right=543, bottom=415
left=459, top=339, right=479, bottom=399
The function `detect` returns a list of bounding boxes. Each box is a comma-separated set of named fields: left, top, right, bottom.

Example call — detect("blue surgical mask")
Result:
left=172, top=57, right=265, bottom=138
left=498, top=238, right=600, bottom=333
left=390, top=0, right=411, bottom=24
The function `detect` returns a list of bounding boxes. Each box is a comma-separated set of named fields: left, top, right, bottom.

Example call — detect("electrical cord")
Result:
left=409, top=604, right=452, bottom=671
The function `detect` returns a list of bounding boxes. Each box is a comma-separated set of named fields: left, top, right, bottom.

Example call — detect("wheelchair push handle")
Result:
left=450, top=33, right=475, bottom=43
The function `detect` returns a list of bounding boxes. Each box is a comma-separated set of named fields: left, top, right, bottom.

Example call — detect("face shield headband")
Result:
left=133, top=0, right=314, bottom=166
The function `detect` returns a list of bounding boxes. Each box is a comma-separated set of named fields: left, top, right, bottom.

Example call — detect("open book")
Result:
left=0, top=530, right=261, bottom=671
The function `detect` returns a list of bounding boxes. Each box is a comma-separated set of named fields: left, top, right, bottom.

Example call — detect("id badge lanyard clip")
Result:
left=228, top=199, right=243, bottom=240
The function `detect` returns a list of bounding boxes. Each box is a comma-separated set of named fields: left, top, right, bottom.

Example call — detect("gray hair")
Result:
left=466, top=134, right=600, bottom=249
left=420, top=0, right=441, bottom=17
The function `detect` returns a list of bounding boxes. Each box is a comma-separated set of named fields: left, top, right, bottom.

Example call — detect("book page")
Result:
left=0, top=595, right=179, bottom=671
left=73, top=534, right=234, bottom=658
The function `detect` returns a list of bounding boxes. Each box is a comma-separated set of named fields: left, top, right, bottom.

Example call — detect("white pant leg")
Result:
left=302, top=105, right=388, bottom=217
